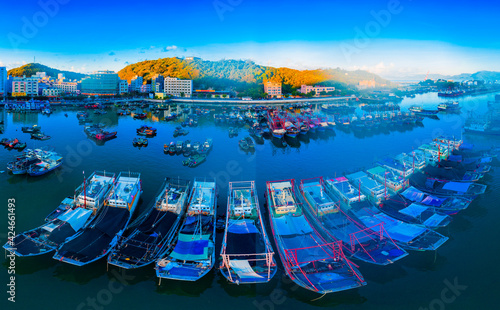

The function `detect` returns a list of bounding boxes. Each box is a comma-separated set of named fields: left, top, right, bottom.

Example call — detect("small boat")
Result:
left=133, top=113, right=147, bottom=119
left=409, top=106, right=439, bottom=116
left=229, top=127, right=239, bottom=138
left=265, top=179, right=366, bottom=293
left=134, top=138, right=148, bottom=147
left=173, top=128, right=189, bottom=137
left=156, top=179, right=217, bottom=281
left=411, top=173, right=487, bottom=198
left=27, top=154, right=63, bottom=176
left=176, top=141, right=183, bottom=153
left=108, top=178, right=191, bottom=269
left=437, top=101, right=460, bottom=111
left=183, top=140, right=191, bottom=151
left=199, top=139, right=213, bottom=154
left=3, top=171, right=116, bottom=257
left=393, top=186, right=471, bottom=215
left=219, top=181, right=277, bottom=284
left=137, top=125, right=157, bottom=137
left=182, top=154, right=207, bottom=167
left=95, top=131, right=117, bottom=140
left=21, top=125, right=41, bottom=133
left=54, top=172, right=142, bottom=266
left=239, top=139, right=249, bottom=151
left=244, top=137, right=255, bottom=149
left=7, top=150, right=41, bottom=175
left=168, top=142, right=176, bottom=154
left=298, top=177, right=408, bottom=265
left=31, top=132, right=51, bottom=140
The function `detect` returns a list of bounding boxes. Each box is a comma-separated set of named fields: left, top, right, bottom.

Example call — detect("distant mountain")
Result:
left=7, top=63, right=86, bottom=80
left=118, top=57, right=392, bottom=90
left=388, top=71, right=500, bottom=82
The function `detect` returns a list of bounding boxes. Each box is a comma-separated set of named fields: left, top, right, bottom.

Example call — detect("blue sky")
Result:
left=1, top=0, right=499, bottom=79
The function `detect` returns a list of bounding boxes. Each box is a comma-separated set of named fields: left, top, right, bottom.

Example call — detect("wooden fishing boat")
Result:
left=219, top=181, right=277, bottom=284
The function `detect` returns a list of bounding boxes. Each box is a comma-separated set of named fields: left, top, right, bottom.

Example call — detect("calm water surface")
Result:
left=1, top=92, right=499, bottom=310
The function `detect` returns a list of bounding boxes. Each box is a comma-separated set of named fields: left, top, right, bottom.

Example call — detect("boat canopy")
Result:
left=442, top=182, right=472, bottom=193
left=43, top=208, right=92, bottom=233
left=401, top=187, right=425, bottom=202
left=274, top=215, right=313, bottom=236
left=170, top=233, right=210, bottom=261
left=227, top=219, right=259, bottom=234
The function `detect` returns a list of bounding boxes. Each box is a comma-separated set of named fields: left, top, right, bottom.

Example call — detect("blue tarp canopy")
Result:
left=401, top=187, right=425, bottom=202
left=44, top=208, right=92, bottom=232
left=281, top=234, right=333, bottom=263
left=442, top=182, right=471, bottom=193
left=398, top=204, right=428, bottom=218
left=448, top=155, right=462, bottom=162
left=421, top=195, right=446, bottom=207
left=423, top=214, right=449, bottom=227
left=228, top=219, right=259, bottom=234
left=274, top=215, right=313, bottom=236
left=170, top=233, right=210, bottom=261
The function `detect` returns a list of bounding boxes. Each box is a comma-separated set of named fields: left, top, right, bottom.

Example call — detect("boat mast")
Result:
left=83, top=170, right=87, bottom=208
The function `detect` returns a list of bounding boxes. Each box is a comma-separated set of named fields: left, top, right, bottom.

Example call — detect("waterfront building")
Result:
left=164, top=77, right=192, bottom=97
left=300, top=85, right=336, bottom=96
left=151, top=74, right=164, bottom=93
left=12, top=76, right=39, bottom=96
left=358, top=80, right=377, bottom=89
left=0, top=67, right=7, bottom=96
left=81, top=71, right=120, bottom=96
left=42, top=88, right=61, bottom=97
left=54, top=81, right=79, bottom=94
left=264, top=81, right=282, bottom=98
left=130, top=75, right=143, bottom=92
left=140, top=84, right=151, bottom=93
left=119, top=79, right=128, bottom=94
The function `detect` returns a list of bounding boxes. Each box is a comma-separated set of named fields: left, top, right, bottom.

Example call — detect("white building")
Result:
left=54, top=82, right=78, bottom=94
left=0, top=67, right=7, bottom=96
left=58, top=73, right=65, bottom=82
left=300, top=84, right=335, bottom=96
left=164, top=77, right=192, bottom=97
left=119, top=79, right=128, bottom=94
left=12, top=76, right=39, bottom=96
left=130, top=75, right=143, bottom=92
left=42, top=88, right=61, bottom=97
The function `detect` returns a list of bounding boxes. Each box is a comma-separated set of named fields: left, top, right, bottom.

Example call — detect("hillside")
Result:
left=117, top=58, right=391, bottom=90
left=7, top=63, right=86, bottom=80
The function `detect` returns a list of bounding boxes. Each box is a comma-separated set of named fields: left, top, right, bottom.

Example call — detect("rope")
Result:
left=310, top=293, right=326, bottom=302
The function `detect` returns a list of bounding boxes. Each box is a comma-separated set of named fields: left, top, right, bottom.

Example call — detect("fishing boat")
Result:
left=31, top=132, right=51, bottom=140
left=95, top=131, right=117, bottom=141
left=392, top=186, right=471, bottom=215
left=418, top=143, right=449, bottom=161
left=424, top=165, right=483, bottom=182
left=53, top=172, right=142, bottom=266
left=166, top=142, right=176, bottom=154
left=267, top=110, right=286, bottom=139
left=7, top=150, right=41, bottom=175
left=325, top=177, right=449, bottom=251
left=229, top=127, right=239, bottom=138
left=108, top=178, right=191, bottom=269
left=182, top=154, right=206, bottom=167
left=133, top=138, right=148, bottom=147
left=3, top=171, right=116, bottom=257
left=27, top=153, right=63, bottom=176
left=133, top=113, right=147, bottom=119
left=284, top=120, right=299, bottom=138
left=244, top=136, right=255, bottom=149
left=394, top=152, right=427, bottom=171
left=156, top=179, right=217, bottom=281
left=21, top=125, right=41, bottom=133
left=298, top=177, right=408, bottom=265
left=366, top=166, right=408, bottom=193
left=137, top=125, right=157, bottom=137
left=437, top=101, right=460, bottom=112
left=219, top=181, right=277, bottom=284
left=346, top=171, right=387, bottom=203
left=239, top=138, right=249, bottom=151
left=377, top=157, right=414, bottom=179
left=176, top=141, right=184, bottom=153
left=266, top=179, right=366, bottom=293
left=199, top=139, right=213, bottom=154
left=410, top=173, right=486, bottom=198
left=409, top=106, right=439, bottom=116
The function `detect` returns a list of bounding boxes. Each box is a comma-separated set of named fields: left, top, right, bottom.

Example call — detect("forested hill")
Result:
left=7, top=63, right=86, bottom=80
left=117, top=58, right=390, bottom=90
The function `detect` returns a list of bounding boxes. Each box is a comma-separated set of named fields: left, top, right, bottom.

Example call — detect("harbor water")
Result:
left=1, top=92, right=499, bottom=310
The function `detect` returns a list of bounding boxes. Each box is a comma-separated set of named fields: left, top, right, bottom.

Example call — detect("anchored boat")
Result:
left=108, top=178, right=190, bottom=269
left=325, top=177, right=448, bottom=251
left=298, top=177, right=408, bottom=265
left=156, top=179, right=217, bottom=281
left=3, top=171, right=116, bottom=257
left=219, top=181, right=277, bottom=284
left=53, top=172, right=142, bottom=266
left=266, top=179, right=366, bottom=294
